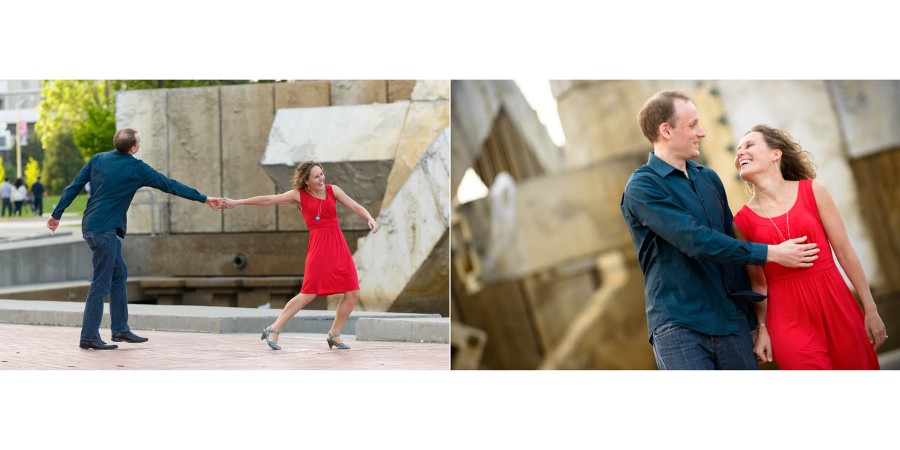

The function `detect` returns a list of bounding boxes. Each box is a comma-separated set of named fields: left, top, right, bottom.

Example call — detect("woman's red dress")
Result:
left=734, top=179, right=879, bottom=369
left=297, top=184, right=360, bottom=296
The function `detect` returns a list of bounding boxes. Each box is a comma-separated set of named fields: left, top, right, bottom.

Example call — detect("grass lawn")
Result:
left=0, top=194, right=88, bottom=220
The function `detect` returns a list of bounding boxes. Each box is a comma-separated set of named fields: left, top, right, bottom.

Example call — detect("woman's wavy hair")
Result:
left=748, top=124, right=817, bottom=181
left=291, top=161, right=323, bottom=191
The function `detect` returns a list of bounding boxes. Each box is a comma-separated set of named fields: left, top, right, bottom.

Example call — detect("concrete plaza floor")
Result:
left=0, top=323, right=449, bottom=370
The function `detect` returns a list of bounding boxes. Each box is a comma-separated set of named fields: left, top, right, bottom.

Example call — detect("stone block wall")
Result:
left=117, top=80, right=449, bottom=236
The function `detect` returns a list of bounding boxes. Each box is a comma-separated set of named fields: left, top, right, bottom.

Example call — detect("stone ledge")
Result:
left=0, top=299, right=439, bottom=337
left=355, top=317, right=449, bottom=343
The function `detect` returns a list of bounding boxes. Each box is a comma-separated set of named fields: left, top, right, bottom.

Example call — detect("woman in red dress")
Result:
left=224, top=161, right=379, bottom=350
left=733, top=125, right=885, bottom=369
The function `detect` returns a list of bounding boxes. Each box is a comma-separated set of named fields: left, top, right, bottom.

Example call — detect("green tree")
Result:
left=40, top=132, right=84, bottom=194
left=36, top=80, right=259, bottom=193
left=0, top=155, right=5, bottom=182
left=21, top=130, right=44, bottom=168
left=24, top=157, right=40, bottom=188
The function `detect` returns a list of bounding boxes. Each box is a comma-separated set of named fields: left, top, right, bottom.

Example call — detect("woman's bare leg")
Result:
left=268, top=292, right=318, bottom=343
left=328, top=290, right=359, bottom=344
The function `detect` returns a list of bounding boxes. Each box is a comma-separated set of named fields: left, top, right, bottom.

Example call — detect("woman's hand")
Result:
left=368, top=218, right=380, bottom=234
left=754, top=326, right=773, bottom=364
left=222, top=198, right=241, bottom=209
left=864, top=309, right=887, bottom=351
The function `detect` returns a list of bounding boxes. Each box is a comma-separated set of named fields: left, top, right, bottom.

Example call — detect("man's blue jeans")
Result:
left=81, top=230, right=130, bottom=341
left=651, top=318, right=758, bottom=370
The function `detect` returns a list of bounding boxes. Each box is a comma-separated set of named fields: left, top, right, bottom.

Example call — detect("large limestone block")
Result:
left=166, top=87, right=223, bottom=233
left=451, top=80, right=563, bottom=195
left=221, top=83, right=277, bottom=232
left=275, top=80, right=331, bottom=110
left=827, top=80, right=900, bottom=158
left=261, top=102, right=409, bottom=230
left=411, top=80, right=450, bottom=101
left=354, top=129, right=450, bottom=314
left=274, top=81, right=332, bottom=231
left=388, top=80, right=417, bottom=102
left=717, top=80, right=880, bottom=286
left=539, top=250, right=655, bottom=370
left=551, top=80, right=680, bottom=169
left=691, top=82, right=752, bottom=213
left=381, top=100, right=450, bottom=209
left=494, top=81, right=564, bottom=175
left=117, top=89, right=170, bottom=235
left=330, top=80, right=387, bottom=105
left=124, top=231, right=368, bottom=277
left=459, top=154, right=644, bottom=281
left=450, top=80, right=503, bottom=192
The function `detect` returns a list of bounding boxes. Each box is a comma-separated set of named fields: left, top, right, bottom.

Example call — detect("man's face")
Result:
left=668, top=99, right=706, bottom=159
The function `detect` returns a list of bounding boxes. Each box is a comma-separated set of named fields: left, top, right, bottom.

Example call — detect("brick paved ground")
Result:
left=0, top=323, right=449, bottom=370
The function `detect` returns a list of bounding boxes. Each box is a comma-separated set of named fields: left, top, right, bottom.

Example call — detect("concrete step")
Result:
left=356, top=317, right=449, bottom=343
left=878, top=347, right=900, bottom=369
left=0, top=299, right=445, bottom=341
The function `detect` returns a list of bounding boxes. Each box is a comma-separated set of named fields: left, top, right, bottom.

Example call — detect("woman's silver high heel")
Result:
left=261, top=326, right=281, bottom=350
left=326, top=332, right=350, bottom=350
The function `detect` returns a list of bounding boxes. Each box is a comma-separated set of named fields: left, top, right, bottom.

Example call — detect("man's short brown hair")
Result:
left=114, top=128, right=138, bottom=153
left=638, top=91, right=690, bottom=144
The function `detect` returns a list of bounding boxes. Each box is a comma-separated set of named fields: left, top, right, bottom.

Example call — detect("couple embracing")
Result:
left=621, top=91, right=885, bottom=370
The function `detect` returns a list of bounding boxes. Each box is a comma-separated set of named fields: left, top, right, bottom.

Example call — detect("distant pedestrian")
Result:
left=12, top=178, right=27, bottom=216
left=30, top=176, right=46, bottom=216
left=1, top=177, right=12, bottom=217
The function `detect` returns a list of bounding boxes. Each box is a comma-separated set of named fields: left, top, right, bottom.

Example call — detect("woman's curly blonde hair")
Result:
left=291, top=161, right=323, bottom=191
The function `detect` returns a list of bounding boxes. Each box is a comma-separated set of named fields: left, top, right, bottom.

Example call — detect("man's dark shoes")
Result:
left=79, top=339, right=118, bottom=350
left=111, top=331, right=149, bottom=343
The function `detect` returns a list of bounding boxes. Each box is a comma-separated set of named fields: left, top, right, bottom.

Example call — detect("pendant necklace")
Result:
left=756, top=180, right=791, bottom=243
left=310, top=187, right=324, bottom=221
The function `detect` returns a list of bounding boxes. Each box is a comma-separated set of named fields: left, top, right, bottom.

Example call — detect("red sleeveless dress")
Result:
left=734, top=179, right=879, bottom=369
left=297, top=184, right=360, bottom=295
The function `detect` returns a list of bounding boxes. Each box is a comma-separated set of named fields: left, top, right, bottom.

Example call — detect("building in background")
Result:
left=0, top=80, right=41, bottom=174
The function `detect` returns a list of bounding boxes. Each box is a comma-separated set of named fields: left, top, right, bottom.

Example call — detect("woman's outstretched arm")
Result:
left=332, top=185, right=379, bottom=233
left=224, top=190, right=300, bottom=208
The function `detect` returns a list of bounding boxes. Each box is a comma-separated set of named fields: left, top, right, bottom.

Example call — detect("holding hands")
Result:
left=206, top=197, right=225, bottom=211
left=222, top=198, right=242, bottom=209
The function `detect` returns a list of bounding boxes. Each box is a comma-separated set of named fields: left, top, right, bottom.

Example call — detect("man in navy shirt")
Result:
left=48, top=128, right=223, bottom=350
left=620, top=91, right=820, bottom=369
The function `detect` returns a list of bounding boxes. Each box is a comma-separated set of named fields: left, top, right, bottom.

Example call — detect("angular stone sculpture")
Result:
left=260, top=102, right=409, bottom=230
left=354, top=129, right=450, bottom=314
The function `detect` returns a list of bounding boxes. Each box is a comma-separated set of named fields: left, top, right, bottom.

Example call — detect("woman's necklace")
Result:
left=755, top=180, right=791, bottom=243
left=308, top=187, right=324, bottom=221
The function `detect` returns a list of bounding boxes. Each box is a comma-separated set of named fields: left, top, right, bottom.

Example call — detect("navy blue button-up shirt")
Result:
left=53, top=150, right=208, bottom=238
left=621, top=153, right=768, bottom=340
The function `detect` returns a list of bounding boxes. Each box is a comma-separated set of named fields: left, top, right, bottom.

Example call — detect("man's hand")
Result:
left=47, top=217, right=60, bottom=232
left=767, top=236, right=820, bottom=268
left=206, top=197, right=223, bottom=211
left=222, top=198, right=241, bottom=209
